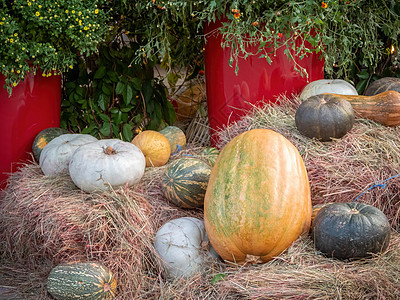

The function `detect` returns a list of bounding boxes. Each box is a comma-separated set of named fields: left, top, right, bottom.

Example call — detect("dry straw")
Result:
left=1, top=97, right=400, bottom=299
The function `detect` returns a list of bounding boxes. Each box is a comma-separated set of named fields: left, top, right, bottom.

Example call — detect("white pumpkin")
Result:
left=39, top=134, right=98, bottom=176
left=69, top=139, right=146, bottom=193
left=299, top=79, right=358, bottom=101
left=154, top=217, right=219, bottom=279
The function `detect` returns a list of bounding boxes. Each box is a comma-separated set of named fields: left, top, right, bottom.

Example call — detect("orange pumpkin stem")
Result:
left=104, top=146, right=117, bottom=155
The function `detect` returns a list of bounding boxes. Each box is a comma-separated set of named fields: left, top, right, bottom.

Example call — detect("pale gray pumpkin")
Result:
left=69, top=139, right=146, bottom=193
left=300, top=79, right=358, bottom=101
left=39, top=134, right=98, bottom=176
left=154, top=217, right=219, bottom=279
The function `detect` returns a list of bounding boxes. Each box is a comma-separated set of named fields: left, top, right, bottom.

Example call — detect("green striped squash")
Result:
left=162, top=157, right=212, bottom=208
left=159, top=126, right=186, bottom=154
left=32, top=127, right=69, bottom=161
left=47, top=262, right=117, bottom=300
left=198, top=147, right=220, bottom=167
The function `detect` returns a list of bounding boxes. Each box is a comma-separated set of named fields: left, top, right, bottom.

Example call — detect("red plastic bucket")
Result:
left=204, top=21, right=325, bottom=146
left=0, top=71, right=61, bottom=189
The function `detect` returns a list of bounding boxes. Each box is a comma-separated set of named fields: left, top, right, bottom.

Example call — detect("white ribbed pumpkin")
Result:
left=69, top=139, right=146, bottom=193
left=154, top=217, right=219, bottom=279
left=39, top=134, right=98, bottom=176
left=299, top=79, right=358, bottom=101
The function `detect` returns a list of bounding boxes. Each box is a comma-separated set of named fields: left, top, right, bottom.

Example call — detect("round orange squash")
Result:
left=131, top=130, right=171, bottom=167
left=204, top=128, right=311, bottom=264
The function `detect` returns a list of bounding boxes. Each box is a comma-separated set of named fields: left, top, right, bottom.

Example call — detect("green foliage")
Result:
left=0, top=0, right=110, bottom=95
left=113, top=0, right=400, bottom=82
left=211, top=273, right=226, bottom=285
left=61, top=36, right=176, bottom=141
left=352, top=45, right=400, bottom=94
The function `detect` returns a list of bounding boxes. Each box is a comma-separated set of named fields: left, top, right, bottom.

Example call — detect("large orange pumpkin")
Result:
left=204, top=129, right=311, bottom=264
left=131, top=130, right=171, bottom=167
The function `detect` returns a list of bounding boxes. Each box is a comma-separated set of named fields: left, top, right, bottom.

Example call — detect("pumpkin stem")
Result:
left=104, top=146, right=117, bottom=155
left=103, top=283, right=111, bottom=292
left=350, top=208, right=359, bottom=214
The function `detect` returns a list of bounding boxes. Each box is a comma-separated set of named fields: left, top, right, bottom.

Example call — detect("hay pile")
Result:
left=1, top=97, right=400, bottom=299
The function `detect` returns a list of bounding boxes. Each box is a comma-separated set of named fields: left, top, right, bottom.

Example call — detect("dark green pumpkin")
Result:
left=32, top=127, right=69, bottom=161
left=198, top=147, right=220, bottom=167
left=312, top=202, right=391, bottom=260
left=162, top=157, right=212, bottom=208
left=295, top=94, right=355, bottom=141
left=364, top=77, right=400, bottom=96
left=47, top=262, right=117, bottom=300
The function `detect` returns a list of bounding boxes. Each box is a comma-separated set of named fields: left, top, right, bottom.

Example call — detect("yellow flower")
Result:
left=84, top=26, right=88, bottom=30
left=78, top=11, right=82, bottom=16
left=0, top=22, right=3, bottom=26
left=234, top=12, right=241, bottom=19
left=95, top=9, right=99, bottom=14
left=17, top=70, right=20, bottom=74
left=65, top=10, right=69, bottom=13
left=28, top=2, right=31, bottom=6
left=321, top=2, right=328, bottom=8
left=12, top=82, right=17, bottom=87
left=72, top=10, right=75, bottom=14
left=35, top=11, right=40, bottom=17
left=9, top=38, right=14, bottom=43
left=14, top=33, right=17, bottom=37
left=69, top=65, right=73, bottom=69
left=38, top=4, right=41, bottom=8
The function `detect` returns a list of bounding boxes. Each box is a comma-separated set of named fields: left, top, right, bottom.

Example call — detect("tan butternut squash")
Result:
left=324, top=91, right=400, bottom=126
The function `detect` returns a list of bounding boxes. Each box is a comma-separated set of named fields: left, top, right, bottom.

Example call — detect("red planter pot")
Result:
left=0, top=71, right=61, bottom=189
left=204, top=21, right=325, bottom=146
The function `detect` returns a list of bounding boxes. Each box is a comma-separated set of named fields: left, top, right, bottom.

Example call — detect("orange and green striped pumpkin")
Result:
left=32, top=127, right=69, bottom=162
left=198, top=147, right=220, bottom=167
left=46, top=262, right=117, bottom=300
left=204, top=128, right=311, bottom=264
left=162, top=157, right=212, bottom=208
